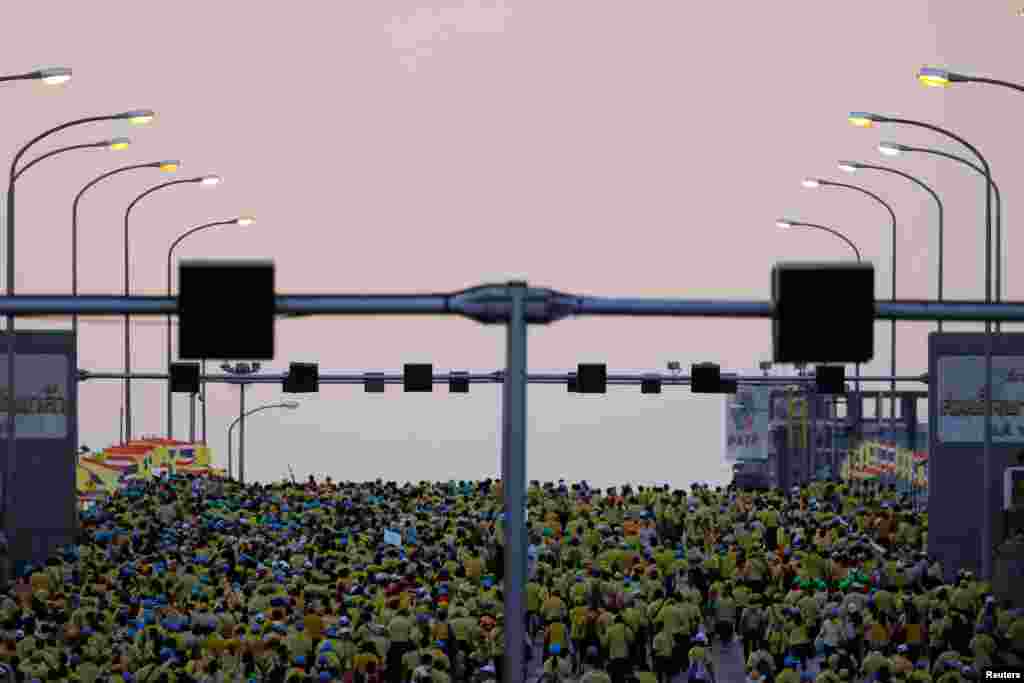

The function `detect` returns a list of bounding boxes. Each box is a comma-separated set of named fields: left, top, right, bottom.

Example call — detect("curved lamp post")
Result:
left=879, top=142, right=1005, bottom=332
left=4, top=108, right=154, bottom=527
left=0, top=67, right=72, bottom=85
left=72, top=160, right=181, bottom=344
left=123, top=174, right=218, bottom=442
left=848, top=112, right=992, bottom=322
left=776, top=217, right=863, bottom=399
left=165, top=212, right=256, bottom=442
left=837, top=161, right=944, bottom=331
left=916, top=68, right=1015, bottom=581
left=13, top=137, right=130, bottom=182
left=802, top=177, right=899, bottom=448
left=228, top=400, right=299, bottom=482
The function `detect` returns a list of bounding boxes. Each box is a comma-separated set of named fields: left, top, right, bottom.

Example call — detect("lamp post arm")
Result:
left=904, top=146, right=1003, bottom=308
left=821, top=181, right=897, bottom=279
left=963, top=76, right=1024, bottom=94
left=793, top=223, right=861, bottom=262
left=882, top=117, right=990, bottom=175
left=14, top=143, right=104, bottom=182
left=228, top=404, right=293, bottom=433
left=9, top=115, right=115, bottom=183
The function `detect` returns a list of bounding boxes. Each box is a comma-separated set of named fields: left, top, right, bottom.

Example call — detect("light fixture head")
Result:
left=36, top=67, right=72, bottom=85
left=776, top=219, right=795, bottom=229
left=878, top=142, right=904, bottom=157
left=236, top=216, right=256, bottom=227
left=107, top=137, right=131, bottom=151
left=199, top=175, right=222, bottom=186
left=282, top=401, right=300, bottom=409
left=119, top=109, right=156, bottom=125
left=918, top=66, right=955, bottom=88
left=801, top=178, right=821, bottom=189
left=838, top=161, right=860, bottom=173
left=158, top=160, right=181, bottom=173
left=848, top=112, right=882, bottom=128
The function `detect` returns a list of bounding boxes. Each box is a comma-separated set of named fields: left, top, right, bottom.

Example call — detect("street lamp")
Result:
left=5, top=109, right=154, bottom=528
left=776, top=218, right=863, bottom=397
left=847, top=112, right=992, bottom=321
left=13, top=137, right=130, bottom=182
left=802, top=177, right=898, bottom=448
left=123, top=174, right=218, bottom=442
left=227, top=401, right=299, bottom=484
left=836, top=160, right=944, bottom=331
left=918, top=66, right=1024, bottom=94
left=165, top=215, right=253, bottom=442
left=222, top=362, right=264, bottom=483
left=0, top=67, right=72, bottom=85
left=775, top=219, right=862, bottom=261
left=877, top=141, right=1004, bottom=330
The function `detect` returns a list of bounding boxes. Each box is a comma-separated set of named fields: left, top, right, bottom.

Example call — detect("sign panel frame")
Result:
left=0, top=331, right=78, bottom=574
left=929, top=332, right=1024, bottom=581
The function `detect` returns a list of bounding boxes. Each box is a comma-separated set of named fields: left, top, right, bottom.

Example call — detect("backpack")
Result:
left=687, top=659, right=711, bottom=681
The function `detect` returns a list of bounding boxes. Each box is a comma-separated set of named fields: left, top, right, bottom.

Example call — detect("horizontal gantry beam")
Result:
left=0, top=292, right=1022, bottom=322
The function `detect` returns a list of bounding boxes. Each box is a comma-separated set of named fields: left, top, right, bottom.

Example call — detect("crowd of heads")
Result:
left=0, top=472, right=1019, bottom=683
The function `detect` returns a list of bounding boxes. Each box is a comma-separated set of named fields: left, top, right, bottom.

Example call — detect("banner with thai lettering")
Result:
left=938, top=355, right=1024, bottom=443
left=724, top=385, right=770, bottom=462
left=0, top=354, right=68, bottom=438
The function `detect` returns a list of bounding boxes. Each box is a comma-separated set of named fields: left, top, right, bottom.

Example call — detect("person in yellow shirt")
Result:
left=602, top=614, right=634, bottom=683
left=545, top=619, right=569, bottom=665
left=652, top=626, right=674, bottom=683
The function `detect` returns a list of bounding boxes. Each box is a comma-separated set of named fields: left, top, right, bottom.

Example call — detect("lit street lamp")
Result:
left=164, top=213, right=254, bottom=443
left=802, top=177, right=897, bottom=447
left=776, top=218, right=862, bottom=396
left=123, top=174, right=218, bottom=442
left=0, top=67, right=72, bottom=85
left=918, top=66, right=1024, bottom=94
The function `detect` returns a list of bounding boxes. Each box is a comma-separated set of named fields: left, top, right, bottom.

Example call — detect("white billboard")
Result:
left=937, top=355, right=1024, bottom=444
left=725, top=385, right=770, bottom=462
left=0, top=354, right=69, bottom=439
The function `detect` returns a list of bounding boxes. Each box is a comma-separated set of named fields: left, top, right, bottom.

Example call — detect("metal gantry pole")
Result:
left=202, top=359, right=208, bottom=443
left=502, top=281, right=527, bottom=683
left=227, top=420, right=234, bottom=481
left=983, top=328, right=994, bottom=579
left=239, top=382, right=247, bottom=485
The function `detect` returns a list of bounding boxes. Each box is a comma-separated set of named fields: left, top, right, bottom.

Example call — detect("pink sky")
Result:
left=2, top=1, right=1020, bottom=488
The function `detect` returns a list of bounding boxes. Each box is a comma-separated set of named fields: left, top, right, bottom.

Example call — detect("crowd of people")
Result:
left=0, top=472, right=1020, bottom=683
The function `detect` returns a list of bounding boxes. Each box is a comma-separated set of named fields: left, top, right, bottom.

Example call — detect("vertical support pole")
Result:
left=239, top=382, right=247, bottom=485
left=227, top=423, right=233, bottom=482
left=167, top=255, right=173, bottom=440
left=4, top=189, right=14, bottom=536
left=808, top=387, right=817, bottom=483
left=189, top=394, right=195, bottom=442
left=502, top=281, right=527, bottom=683
left=201, top=359, right=207, bottom=444
left=983, top=327, right=993, bottom=579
